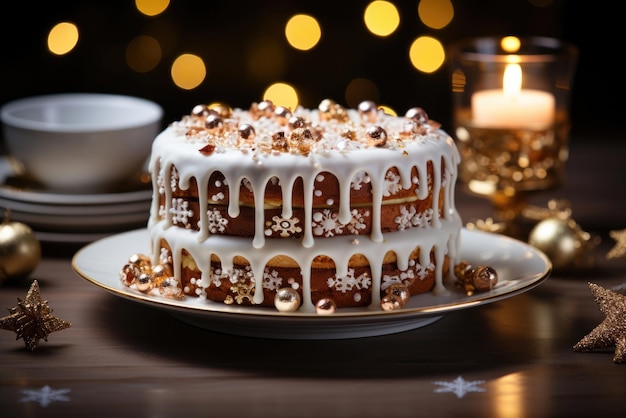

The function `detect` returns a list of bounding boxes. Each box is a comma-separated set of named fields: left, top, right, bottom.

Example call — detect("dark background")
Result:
left=0, top=0, right=622, bottom=142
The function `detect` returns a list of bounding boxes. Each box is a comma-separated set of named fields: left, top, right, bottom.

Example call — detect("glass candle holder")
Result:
left=448, top=36, right=578, bottom=233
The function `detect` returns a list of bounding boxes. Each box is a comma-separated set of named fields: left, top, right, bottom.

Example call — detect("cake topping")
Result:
left=175, top=99, right=442, bottom=156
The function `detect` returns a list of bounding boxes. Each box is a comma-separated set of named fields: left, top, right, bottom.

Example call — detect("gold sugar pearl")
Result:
left=258, top=100, right=275, bottom=118
left=403, top=120, right=426, bottom=135
left=151, top=264, right=171, bottom=285
left=454, top=260, right=471, bottom=281
left=274, top=287, right=301, bottom=312
left=250, top=100, right=274, bottom=120
left=205, top=114, right=223, bottom=133
left=318, top=99, right=349, bottom=122
left=341, top=128, right=357, bottom=141
left=366, top=125, right=387, bottom=147
left=120, top=263, right=139, bottom=286
left=136, top=273, right=154, bottom=293
left=289, top=127, right=316, bottom=154
left=386, top=283, right=410, bottom=307
left=238, top=123, right=256, bottom=141
left=191, top=104, right=214, bottom=118
left=380, top=293, right=404, bottom=311
left=468, top=265, right=498, bottom=292
left=129, top=253, right=151, bottom=271
left=315, top=298, right=337, bottom=315
left=208, top=103, right=232, bottom=119
left=318, top=98, right=336, bottom=115
left=288, top=115, right=307, bottom=130
left=274, top=105, right=292, bottom=126
left=358, top=100, right=378, bottom=123
left=405, top=107, right=428, bottom=123
left=272, top=131, right=289, bottom=152
left=158, top=277, right=183, bottom=298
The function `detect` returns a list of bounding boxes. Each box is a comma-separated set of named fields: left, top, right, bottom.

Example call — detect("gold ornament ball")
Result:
left=0, top=212, right=41, bottom=283
left=528, top=217, right=578, bottom=271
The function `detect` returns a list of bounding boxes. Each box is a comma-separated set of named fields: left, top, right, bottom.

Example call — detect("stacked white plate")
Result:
left=0, top=158, right=152, bottom=243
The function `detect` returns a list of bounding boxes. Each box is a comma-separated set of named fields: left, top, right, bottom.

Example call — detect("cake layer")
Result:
left=149, top=214, right=462, bottom=312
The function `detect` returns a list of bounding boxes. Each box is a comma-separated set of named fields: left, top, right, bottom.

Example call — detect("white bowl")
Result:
left=1, top=93, right=163, bottom=193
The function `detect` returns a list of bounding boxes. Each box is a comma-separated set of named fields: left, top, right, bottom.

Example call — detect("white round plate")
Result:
left=72, top=228, right=551, bottom=339
left=0, top=195, right=151, bottom=216
left=10, top=209, right=147, bottom=230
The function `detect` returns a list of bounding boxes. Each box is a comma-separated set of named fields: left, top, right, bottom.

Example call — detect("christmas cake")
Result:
left=120, top=99, right=462, bottom=313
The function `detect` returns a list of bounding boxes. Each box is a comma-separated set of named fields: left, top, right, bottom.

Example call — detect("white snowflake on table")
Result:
left=19, top=385, right=71, bottom=407
left=394, top=206, right=434, bottom=231
left=327, top=268, right=371, bottom=293
left=265, top=215, right=302, bottom=237
left=433, top=376, right=486, bottom=399
left=170, top=198, right=193, bottom=227
left=207, top=207, right=228, bottom=233
left=383, top=170, right=402, bottom=196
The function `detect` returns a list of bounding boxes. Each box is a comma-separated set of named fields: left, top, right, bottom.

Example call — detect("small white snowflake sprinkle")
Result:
left=433, top=376, right=486, bottom=399
left=19, top=385, right=71, bottom=407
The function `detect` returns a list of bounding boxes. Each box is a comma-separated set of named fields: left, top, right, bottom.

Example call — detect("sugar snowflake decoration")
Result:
left=170, top=198, right=193, bottom=226
left=327, top=268, right=371, bottom=293
left=207, top=207, right=228, bottom=233
left=266, top=215, right=302, bottom=237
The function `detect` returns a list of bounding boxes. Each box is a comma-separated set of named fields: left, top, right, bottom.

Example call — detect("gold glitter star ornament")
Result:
left=573, top=282, right=626, bottom=363
left=0, top=280, right=71, bottom=351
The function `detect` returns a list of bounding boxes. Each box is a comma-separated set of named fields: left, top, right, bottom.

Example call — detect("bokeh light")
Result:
left=246, top=39, right=287, bottom=81
left=364, top=1, right=400, bottom=37
left=47, top=22, right=79, bottom=56
left=345, top=78, right=380, bottom=108
left=409, top=36, right=445, bottom=73
left=379, top=105, right=397, bottom=116
left=285, top=15, right=322, bottom=51
left=126, top=35, right=162, bottom=73
left=418, top=0, right=454, bottom=30
left=501, top=36, right=522, bottom=52
left=171, top=54, right=206, bottom=90
left=135, top=0, right=169, bottom=16
left=263, top=83, right=299, bottom=109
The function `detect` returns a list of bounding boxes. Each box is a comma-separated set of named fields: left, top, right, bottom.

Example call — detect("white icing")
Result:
left=147, top=105, right=462, bottom=312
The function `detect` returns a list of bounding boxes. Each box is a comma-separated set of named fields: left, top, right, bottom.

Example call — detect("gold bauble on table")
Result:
left=528, top=216, right=596, bottom=272
left=0, top=208, right=41, bottom=283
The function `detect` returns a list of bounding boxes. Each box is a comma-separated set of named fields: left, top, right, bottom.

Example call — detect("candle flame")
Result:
left=503, top=63, right=522, bottom=97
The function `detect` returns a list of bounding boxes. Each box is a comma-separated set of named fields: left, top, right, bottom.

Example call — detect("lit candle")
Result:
left=471, top=63, right=555, bottom=128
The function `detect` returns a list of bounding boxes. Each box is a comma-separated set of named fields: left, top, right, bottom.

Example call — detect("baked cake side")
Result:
left=121, top=99, right=463, bottom=313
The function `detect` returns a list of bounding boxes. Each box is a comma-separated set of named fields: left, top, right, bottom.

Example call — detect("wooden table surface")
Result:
left=1, top=137, right=626, bottom=418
